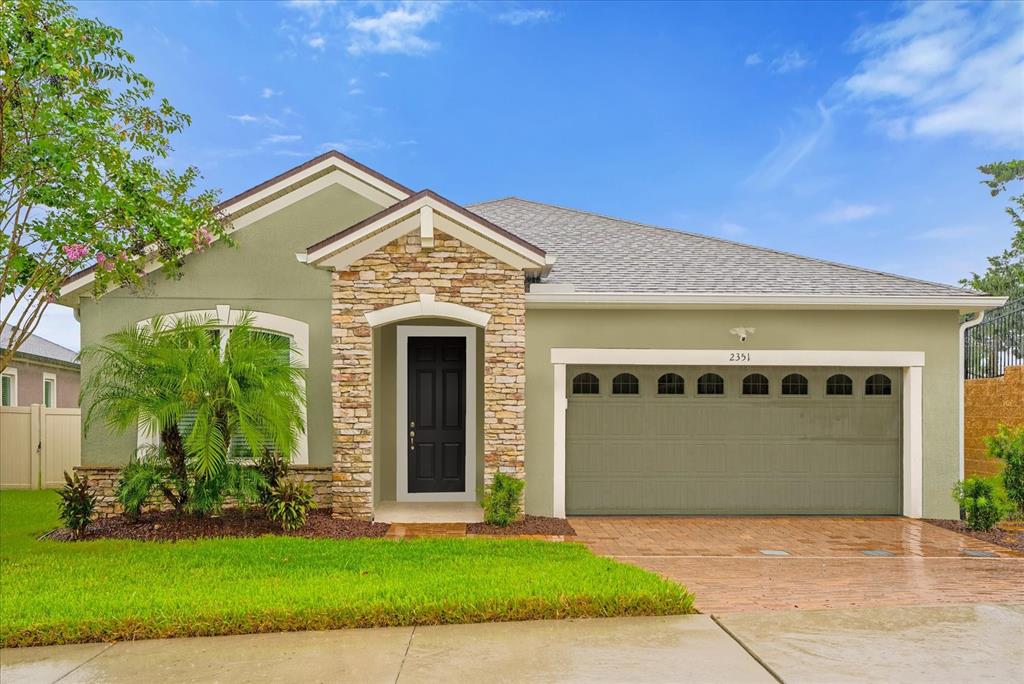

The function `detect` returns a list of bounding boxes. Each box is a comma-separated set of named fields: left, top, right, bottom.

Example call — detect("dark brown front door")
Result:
left=407, top=336, right=466, bottom=493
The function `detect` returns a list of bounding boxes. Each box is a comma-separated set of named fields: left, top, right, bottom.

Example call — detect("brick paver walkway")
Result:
left=571, top=517, right=1024, bottom=613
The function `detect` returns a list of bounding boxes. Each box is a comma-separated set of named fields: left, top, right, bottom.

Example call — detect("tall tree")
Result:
left=1, top=0, right=229, bottom=371
left=960, top=161, right=1024, bottom=300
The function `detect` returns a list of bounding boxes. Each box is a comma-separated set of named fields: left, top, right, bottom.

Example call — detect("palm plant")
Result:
left=82, top=314, right=210, bottom=513
left=82, top=312, right=306, bottom=517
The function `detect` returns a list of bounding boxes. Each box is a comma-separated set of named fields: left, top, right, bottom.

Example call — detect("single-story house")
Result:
left=58, top=151, right=1006, bottom=520
left=1, top=325, right=80, bottom=409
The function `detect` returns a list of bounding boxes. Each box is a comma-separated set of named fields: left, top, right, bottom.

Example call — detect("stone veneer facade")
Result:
left=74, top=465, right=333, bottom=518
left=330, top=229, right=527, bottom=519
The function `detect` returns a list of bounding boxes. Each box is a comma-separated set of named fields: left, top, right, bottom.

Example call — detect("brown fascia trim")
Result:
left=214, top=149, right=414, bottom=210
left=306, top=189, right=547, bottom=259
left=63, top=150, right=415, bottom=288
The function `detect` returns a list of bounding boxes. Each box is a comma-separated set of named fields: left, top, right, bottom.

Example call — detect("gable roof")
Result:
left=470, top=197, right=998, bottom=304
left=60, top=150, right=411, bottom=300
left=305, top=189, right=548, bottom=270
left=1, top=325, right=79, bottom=367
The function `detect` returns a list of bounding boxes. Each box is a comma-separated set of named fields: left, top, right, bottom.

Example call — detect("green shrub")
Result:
left=985, top=424, right=1024, bottom=513
left=57, top=472, right=97, bottom=540
left=255, top=448, right=290, bottom=504
left=116, top=457, right=164, bottom=521
left=266, top=478, right=316, bottom=531
left=482, top=473, right=525, bottom=527
left=953, top=476, right=1012, bottom=531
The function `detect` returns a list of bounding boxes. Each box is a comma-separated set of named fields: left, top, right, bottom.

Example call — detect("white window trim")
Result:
left=365, top=294, right=491, bottom=328
left=42, top=372, right=57, bottom=408
left=136, top=306, right=310, bottom=464
left=396, top=325, right=478, bottom=502
left=550, top=348, right=925, bottom=519
left=1, top=368, right=18, bottom=407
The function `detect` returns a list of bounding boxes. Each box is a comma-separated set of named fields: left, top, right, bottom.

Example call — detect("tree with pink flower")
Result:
left=1, top=0, right=231, bottom=371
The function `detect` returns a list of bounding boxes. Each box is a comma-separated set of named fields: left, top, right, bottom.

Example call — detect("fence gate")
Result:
left=0, top=405, right=81, bottom=489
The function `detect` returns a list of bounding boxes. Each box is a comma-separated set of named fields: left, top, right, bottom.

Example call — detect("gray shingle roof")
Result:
left=469, top=197, right=982, bottom=297
left=1, top=325, right=79, bottom=365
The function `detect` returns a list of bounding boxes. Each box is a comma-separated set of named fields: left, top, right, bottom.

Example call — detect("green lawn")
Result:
left=0, top=491, right=693, bottom=647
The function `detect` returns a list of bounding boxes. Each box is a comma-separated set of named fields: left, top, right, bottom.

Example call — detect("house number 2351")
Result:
left=728, top=352, right=751, bottom=362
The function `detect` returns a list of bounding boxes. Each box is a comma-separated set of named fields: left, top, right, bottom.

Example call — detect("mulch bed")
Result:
left=924, top=518, right=1024, bottom=554
left=45, top=510, right=389, bottom=542
left=467, top=515, right=576, bottom=537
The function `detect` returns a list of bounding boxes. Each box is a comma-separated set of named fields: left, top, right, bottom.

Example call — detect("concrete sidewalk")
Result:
left=4, top=604, right=1022, bottom=683
left=1, top=615, right=773, bottom=684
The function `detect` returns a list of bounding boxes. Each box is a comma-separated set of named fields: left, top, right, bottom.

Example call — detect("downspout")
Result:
left=959, top=311, right=986, bottom=481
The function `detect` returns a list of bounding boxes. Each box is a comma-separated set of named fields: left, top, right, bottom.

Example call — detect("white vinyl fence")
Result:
left=0, top=405, right=81, bottom=489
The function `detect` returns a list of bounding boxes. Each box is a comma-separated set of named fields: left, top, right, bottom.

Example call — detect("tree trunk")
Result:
left=160, top=424, right=189, bottom=513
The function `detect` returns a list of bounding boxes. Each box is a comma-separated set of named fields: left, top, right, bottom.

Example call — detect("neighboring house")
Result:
left=1, top=325, right=80, bottom=408
left=58, top=151, right=1006, bottom=521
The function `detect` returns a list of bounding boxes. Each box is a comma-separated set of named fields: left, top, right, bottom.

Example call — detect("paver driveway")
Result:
left=572, top=517, right=1024, bottom=613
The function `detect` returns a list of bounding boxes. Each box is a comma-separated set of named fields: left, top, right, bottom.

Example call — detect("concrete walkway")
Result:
left=5, top=604, right=1023, bottom=683
left=1, top=616, right=772, bottom=683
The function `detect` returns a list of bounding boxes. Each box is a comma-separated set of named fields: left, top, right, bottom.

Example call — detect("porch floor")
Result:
left=374, top=501, right=484, bottom=524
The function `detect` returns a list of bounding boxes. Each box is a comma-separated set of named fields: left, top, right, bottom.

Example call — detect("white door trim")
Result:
left=551, top=348, right=925, bottom=519
left=396, top=325, right=477, bottom=502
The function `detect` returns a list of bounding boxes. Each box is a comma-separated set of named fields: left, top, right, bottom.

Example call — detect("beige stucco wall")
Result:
left=523, top=307, right=964, bottom=519
left=78, top=183, right=384, bottom=467
left=4, top=359, right=80, bottom=408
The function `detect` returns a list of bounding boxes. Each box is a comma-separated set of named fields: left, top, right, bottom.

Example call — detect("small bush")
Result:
left=255, top=448, right=290, bottom=504
left=116, top=458, right=164, bottom=521
left=953, top=476, right=1012, bottom=531
left=985, top=424, right=1024, bottom=513
left=266, top=478, right=316, bottom=531
left=57, top=472, right=97, bottom=540
left=482, top=473, right=525, bottom=527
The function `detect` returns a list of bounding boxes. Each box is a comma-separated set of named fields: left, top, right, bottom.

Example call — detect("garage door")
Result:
left=566, top=366, right=902, bottom=515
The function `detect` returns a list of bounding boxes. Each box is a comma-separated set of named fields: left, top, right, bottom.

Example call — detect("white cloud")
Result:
left=320, top=138, right=389, bottom=153
left=816, top=203, right=884, bottom=223
left=377, top=71, right=390, bottom=78
left=744, top=53, right=762, bottom=66
left=260, top=87, right=282, bottom=98
left=347, top=1, right=444, bottom=56
left=263, top=134, right=302, bottom=144
left=718, top=222, right=750, bottom=238
left=228, top=113, right=283, bottom=126
left=771, top=49, right=809, bottom=73
left=306, top=34, right=326, bottom=50
left=285, top=0, right=336, bottom=26
left=914, top=225, right=979, bottom=240
left=844, top=2, right=1024, bottom=144
left=744, top=101, right=833, bottom=190
left=496, top=8, right=553, bottom=26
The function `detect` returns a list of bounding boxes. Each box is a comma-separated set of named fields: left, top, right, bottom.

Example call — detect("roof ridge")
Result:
left=471, top=197, right=979, bottom=296
left=0, top=324, right=79, bottom=358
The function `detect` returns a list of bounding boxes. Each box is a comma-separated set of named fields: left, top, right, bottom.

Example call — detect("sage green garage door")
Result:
left=566, top=366, right=902, bottom=515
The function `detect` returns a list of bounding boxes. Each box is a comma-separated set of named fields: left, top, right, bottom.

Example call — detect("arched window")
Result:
left=612, top=372, right=639, bottom=395
left=657, top=373, right=685, bottom=395
left=865, top=374, right=892, bottom=396
left=742, top=373, right=769, bottom=395
left=826, top=374, right=853, bottom=396
left=697, top=372, right=724, bottom=395
left=572, top=372, right=600, bottom=395
left=781, top=373, right=808, bottom=395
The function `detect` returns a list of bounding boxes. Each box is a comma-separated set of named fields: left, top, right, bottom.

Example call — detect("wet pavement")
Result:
left=4, top=605, right=1022, bottom=683
left=572, top=517, right=1024, bottom=612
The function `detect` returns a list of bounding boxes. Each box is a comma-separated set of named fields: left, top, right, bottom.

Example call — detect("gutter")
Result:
left=525, top=292, right=1009, bottom=311
left=959, top=311, right=988, bottom=481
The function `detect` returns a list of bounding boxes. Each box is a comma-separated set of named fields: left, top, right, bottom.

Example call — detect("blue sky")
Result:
left=36, top=1, right=1024, bottom=348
